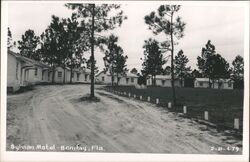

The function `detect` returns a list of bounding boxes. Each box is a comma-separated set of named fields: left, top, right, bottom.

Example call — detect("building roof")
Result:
left=8, top=50, right=51, bottom=69
left=195, top=78, right=210, bottom=82
left=155, top=75, right=172, bottom=79
left=195, top=78, right=233, bottom=82
left=95, top=71, right=138, bottom=78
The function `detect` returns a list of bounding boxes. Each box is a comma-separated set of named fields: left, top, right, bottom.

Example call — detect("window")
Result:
left=72, top=72, right=74, bottom=78
left=112, top=76, right=114, bottom=82
left=161, top=80, right=165, bottom=85
left=102, top=76, right=105, bottom=81
left=118, top=77, right=120, bottom=82
left=199, top=82, right=203, bottom=86
left=34, top=68, right=38, bottom=76
left=77, top=73, right=80, bottom=81
left=131, top=78, right=134, bottom=83
left=228, top=81, right=232, bottom=87
left=58, top=72, right=62, bottom=78
left=126, top=78, right=129, bottom=84
left=85, top=74, right=88, bottom=81
left=16, top=62, right=19, bottom=80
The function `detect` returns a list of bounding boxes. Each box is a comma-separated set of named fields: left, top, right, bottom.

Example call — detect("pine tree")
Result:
left=141, top=38, right=166, bottom=86
left=174, top=50, right=191, bottom=87
left=66, top=3, right=127, bottom=98
left=145, top=5, right=186, bottom=105
left=231, top=55, right=244, bottom=89
left=7, top=27, right=16, bottom=50
left=103, top=34, right=127, bottom=86
left=18, top=29, right=40, bottom=60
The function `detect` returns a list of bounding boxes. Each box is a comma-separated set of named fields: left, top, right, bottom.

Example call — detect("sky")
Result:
left=7, top=1, right=246, bottom=72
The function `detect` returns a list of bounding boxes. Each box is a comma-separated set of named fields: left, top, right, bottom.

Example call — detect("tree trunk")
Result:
left=90, top=4, right=95, bottom=98
left=111, top=74, right=114, bottom=86
left=117, top=73, right=119, bottom=85
left=70, top=66, right=73, bottom=84
left=170, top=12, right=177, bottom=106
left=63, top=60, right=66, bottom=84
left=52, top=65, right=55, bottom=84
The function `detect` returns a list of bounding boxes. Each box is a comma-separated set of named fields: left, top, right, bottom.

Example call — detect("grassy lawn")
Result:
left=104, top=85, right=244, bottom=131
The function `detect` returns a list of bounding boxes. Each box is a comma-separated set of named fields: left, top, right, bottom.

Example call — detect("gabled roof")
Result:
left=147, top=75, right=172, bottom=80
left=126, top=72, right=138, bottom=78
left=155, top=75, right=171, bottom=79
left=95, top=71, right=138, bottom=78
left=8, top=50, right=51, bottom=69
left=195, top=78, right=210, bottom=82
left=195, top=78, right=233, bottom=83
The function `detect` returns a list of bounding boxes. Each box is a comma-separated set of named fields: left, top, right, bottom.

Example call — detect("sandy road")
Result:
left=7, top=84, right=242, bottom=154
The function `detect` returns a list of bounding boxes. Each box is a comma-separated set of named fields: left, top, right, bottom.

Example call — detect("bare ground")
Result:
left=6, top=85, right=242, bottom=154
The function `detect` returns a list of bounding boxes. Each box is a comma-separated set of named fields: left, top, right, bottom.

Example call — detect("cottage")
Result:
left=95, top=71, right=138, bottom=85
left=74, top=67, right=91, bottom=83
left=53, top=66, right=91, bottom=84
left=53, top=66, right=71, bottom=83
left=7, top=51, right=52, bottom=92
left=194, top=78, right=234, bottom=89
left=95, top=71, right=113, bottom=85
left=20, top=57, right=52, bottom=86
left=118, top=73, right=138, bottom=86
left=7, top=51, right=23, bottom=92
left=146, top=75, right=182, bottom=87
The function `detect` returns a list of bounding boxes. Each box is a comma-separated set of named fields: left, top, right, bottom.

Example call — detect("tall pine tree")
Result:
left=18, top=29, right=40, bottom=60
left=145, top=5, right=186, bottom=105
left=141, top=38, right=166, bottom=86
left=66, top=3, right=127, bottom=98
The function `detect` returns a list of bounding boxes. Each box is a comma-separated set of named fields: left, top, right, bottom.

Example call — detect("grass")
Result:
left=104, top=85, right=244, bottom=131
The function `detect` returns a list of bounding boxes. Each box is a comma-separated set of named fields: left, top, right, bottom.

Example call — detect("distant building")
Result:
left=194, top=78, right=234, bottom=89
left=95, top=71, right=138, bottom=85
left=146, top=75, right=182, bottom=87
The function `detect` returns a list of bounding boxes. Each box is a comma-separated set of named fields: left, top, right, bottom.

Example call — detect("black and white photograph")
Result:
left=1, top=0, right=249, bottom=162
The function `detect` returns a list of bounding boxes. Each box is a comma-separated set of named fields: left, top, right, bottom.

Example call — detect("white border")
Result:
left=1, top=1, right=249, bottom=162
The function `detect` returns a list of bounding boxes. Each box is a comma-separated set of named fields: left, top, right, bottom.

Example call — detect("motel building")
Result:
left=53, top=66, right=91, bottom=84
left=7, top=50, right=52, bottom=92
left=194, top=78, right=234, bottom=90
left=95, top=71, right=138, bottom=85
left=146, top=75, right=182, bottom=87
left=7, top=50, right=92, bottom=93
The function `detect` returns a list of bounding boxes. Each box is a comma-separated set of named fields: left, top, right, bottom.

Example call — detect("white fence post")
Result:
left=140, top=96, right=142, bottom=100
left=183, top=106, right=187, bottom=114
left=234, top=118, right=239, bottom=129
left=204, top=111, right=209, bottom=120
left=134, top=94, right=136, bottom=98
left=147, top=96, right=151, bottom=102
left=128, top=93, right=131, bottom=97
left=168, top=102, right=172, bottom=108
left=156, top=98, right=159, bottom=104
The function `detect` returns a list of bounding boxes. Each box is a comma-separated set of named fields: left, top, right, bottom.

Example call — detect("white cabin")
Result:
left=194, top=78, right=234, bottom=89
left=146, top=75, right=182, bottom=87
left=95, top=71, right=138, bottom=85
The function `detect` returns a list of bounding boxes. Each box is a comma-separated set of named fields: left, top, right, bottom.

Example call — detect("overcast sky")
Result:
left=7, top=2, right=246, bottom=72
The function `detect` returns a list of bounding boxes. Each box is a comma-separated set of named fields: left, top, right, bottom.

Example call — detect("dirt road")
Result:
left=7, top=85, right=242, bottom=154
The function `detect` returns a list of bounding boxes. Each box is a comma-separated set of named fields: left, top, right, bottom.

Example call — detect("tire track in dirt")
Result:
left=7, top=85, right=242, bottom=154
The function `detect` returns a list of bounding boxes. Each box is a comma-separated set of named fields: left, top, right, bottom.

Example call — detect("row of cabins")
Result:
left=7, top=50, right=139, bottom=92
left=7, top=51, right=91, bottom=92
left=7, top=50, right=234, bottom=92
left=146, top=75, right=234, bottom=90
